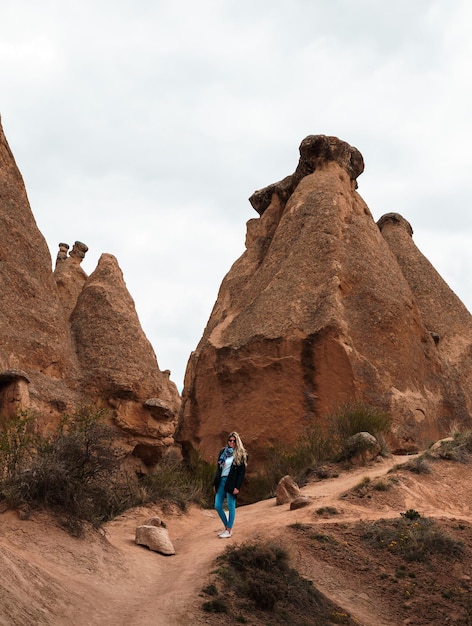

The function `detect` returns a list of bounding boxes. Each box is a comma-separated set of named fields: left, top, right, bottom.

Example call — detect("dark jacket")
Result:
left=213, top=449, right=247, bottom=496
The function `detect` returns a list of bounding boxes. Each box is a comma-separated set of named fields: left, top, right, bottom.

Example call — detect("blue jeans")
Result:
left=215, top=476, right=236, bottom=529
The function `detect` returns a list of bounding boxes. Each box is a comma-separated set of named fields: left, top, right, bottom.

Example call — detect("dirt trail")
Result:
left=2, top=453, right=471, bottom=626
left=102, top=454, right=423, bottom=626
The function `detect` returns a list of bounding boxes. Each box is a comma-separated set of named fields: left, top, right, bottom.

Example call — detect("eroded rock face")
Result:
left=378, top=212, right=472, bottom=421
left=0, top=118, right=180, bottom=466
left=69, top=253, right=181, bottom=460
left=178, top=135, right=471, bottom=468
left=0, top=119, right=79, bottom=381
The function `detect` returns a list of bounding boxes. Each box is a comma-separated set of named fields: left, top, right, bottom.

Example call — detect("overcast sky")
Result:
left=2, top=1, right=472, bottom=390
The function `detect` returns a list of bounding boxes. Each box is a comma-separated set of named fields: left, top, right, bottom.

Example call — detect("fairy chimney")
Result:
left=178, top=135, right=469, bottom=467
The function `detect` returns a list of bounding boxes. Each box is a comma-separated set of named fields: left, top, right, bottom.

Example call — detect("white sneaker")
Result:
left=219, top=530, right=232, bottom=538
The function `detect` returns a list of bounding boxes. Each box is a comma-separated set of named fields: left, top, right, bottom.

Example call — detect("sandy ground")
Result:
left=1, top=453, right=471, bottom=626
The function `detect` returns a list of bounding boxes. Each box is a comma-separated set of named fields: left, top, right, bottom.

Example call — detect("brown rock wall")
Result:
left=178, top=135, right=468, bottom=467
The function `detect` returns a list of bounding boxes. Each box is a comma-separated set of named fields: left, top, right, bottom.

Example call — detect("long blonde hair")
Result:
left=229, top=431, right=248, bottom=466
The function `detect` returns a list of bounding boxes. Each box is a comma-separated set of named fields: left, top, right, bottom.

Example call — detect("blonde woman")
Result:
left=213, top=431, right=248, bottom=538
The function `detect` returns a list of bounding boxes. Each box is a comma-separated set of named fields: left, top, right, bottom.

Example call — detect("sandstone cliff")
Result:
left=178, top=135, right=472, bottom=467
left=0, top=118, right=180, bottom=465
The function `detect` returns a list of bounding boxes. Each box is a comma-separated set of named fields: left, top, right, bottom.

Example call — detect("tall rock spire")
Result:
left=0, top=117, right=77, bottom=379
left=70, top=253, right=181, bottom=463
left=178, top=135, right=466, bottom=466
left=378, top=212, right=472, bottom=419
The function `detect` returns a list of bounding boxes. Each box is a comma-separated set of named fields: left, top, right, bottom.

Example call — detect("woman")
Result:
left=213, top=431, right=248, bottom=538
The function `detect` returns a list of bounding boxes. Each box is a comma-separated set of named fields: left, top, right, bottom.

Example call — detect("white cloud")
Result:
left=2, top=0, right=472, bottom=389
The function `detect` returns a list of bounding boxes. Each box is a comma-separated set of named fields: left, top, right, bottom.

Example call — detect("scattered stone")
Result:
left=289, top=496, right=313, bottom=511
left=275, top=475, right=301, bottom=505
left=135, top=525, right=175, bottom=556
left=18, top=505, right=30, bottom=520
left=345, top=432, right=381, bottom=465
left=140, top=516, right=167, bottom=529
left=430, top=437, right=454, bottom=450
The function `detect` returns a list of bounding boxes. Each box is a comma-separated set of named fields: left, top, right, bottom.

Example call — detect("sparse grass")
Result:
left=202, top=597, right=228, bottom=613
left=372, top=478, right=390, bottom=491
left=351, top=476, right=371, bottom=494
left=309, top=531, right=338, bottom=544
left=244, top=402, right=392, bottom=502
left=316, top=506, right=339, bottom=516
left=202, top=540, right=357, bottom=624
left=343, top=475, right=395, bottom=498
left=290, top=522, right=338, bottom=544
left=401, top=455, right=432, bottom=474
left=429, top=431, right=472, bottom=463
left=140, top=453, right=214, bottom=510
left=361, top=511, right=464, bottom=562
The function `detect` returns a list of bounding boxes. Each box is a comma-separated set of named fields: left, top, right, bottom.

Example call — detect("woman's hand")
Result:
left=232, top=488, right=239, bottom=495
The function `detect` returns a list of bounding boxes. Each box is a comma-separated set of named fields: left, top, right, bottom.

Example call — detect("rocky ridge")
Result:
left=0, top=118, right=180, bottom=467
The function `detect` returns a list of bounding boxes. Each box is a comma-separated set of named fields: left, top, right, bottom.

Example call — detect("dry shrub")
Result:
left=361, top=512, right=464, bottom=562
left=0, top=408, right=133, bottom=533
left=402, top=455, right=432, bottom=474
left=431, top=431, right=472, bottom=462
left=243, top=425, right=334, bottom=504
left=0, top=409, right=214, bottom=534
left=140, top=453, right=214, bottom=510
left=203, top=540, right=358, bottom=624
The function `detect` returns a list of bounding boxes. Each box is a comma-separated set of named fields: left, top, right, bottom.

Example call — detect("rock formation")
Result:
left=0, top=118, right=82, bottom=424
left=178, top=135, right=472, bottom=468
left=0, top=117, right=180, bottom=466
left=378, top=213, right=472, bottom=421
left=0, top=120, right=79, bottom=383
left=135, top=517, right=175, bottom=556
left=70, top=253, right=180, bottom=465
left=54, top=241, right=89, bottom=320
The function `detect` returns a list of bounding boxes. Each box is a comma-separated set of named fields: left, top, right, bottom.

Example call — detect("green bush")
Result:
left=328, top=402, right=391, bottom=460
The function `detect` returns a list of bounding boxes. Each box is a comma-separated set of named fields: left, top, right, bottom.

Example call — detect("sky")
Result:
left=1, top=0, right=472, bottom=391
